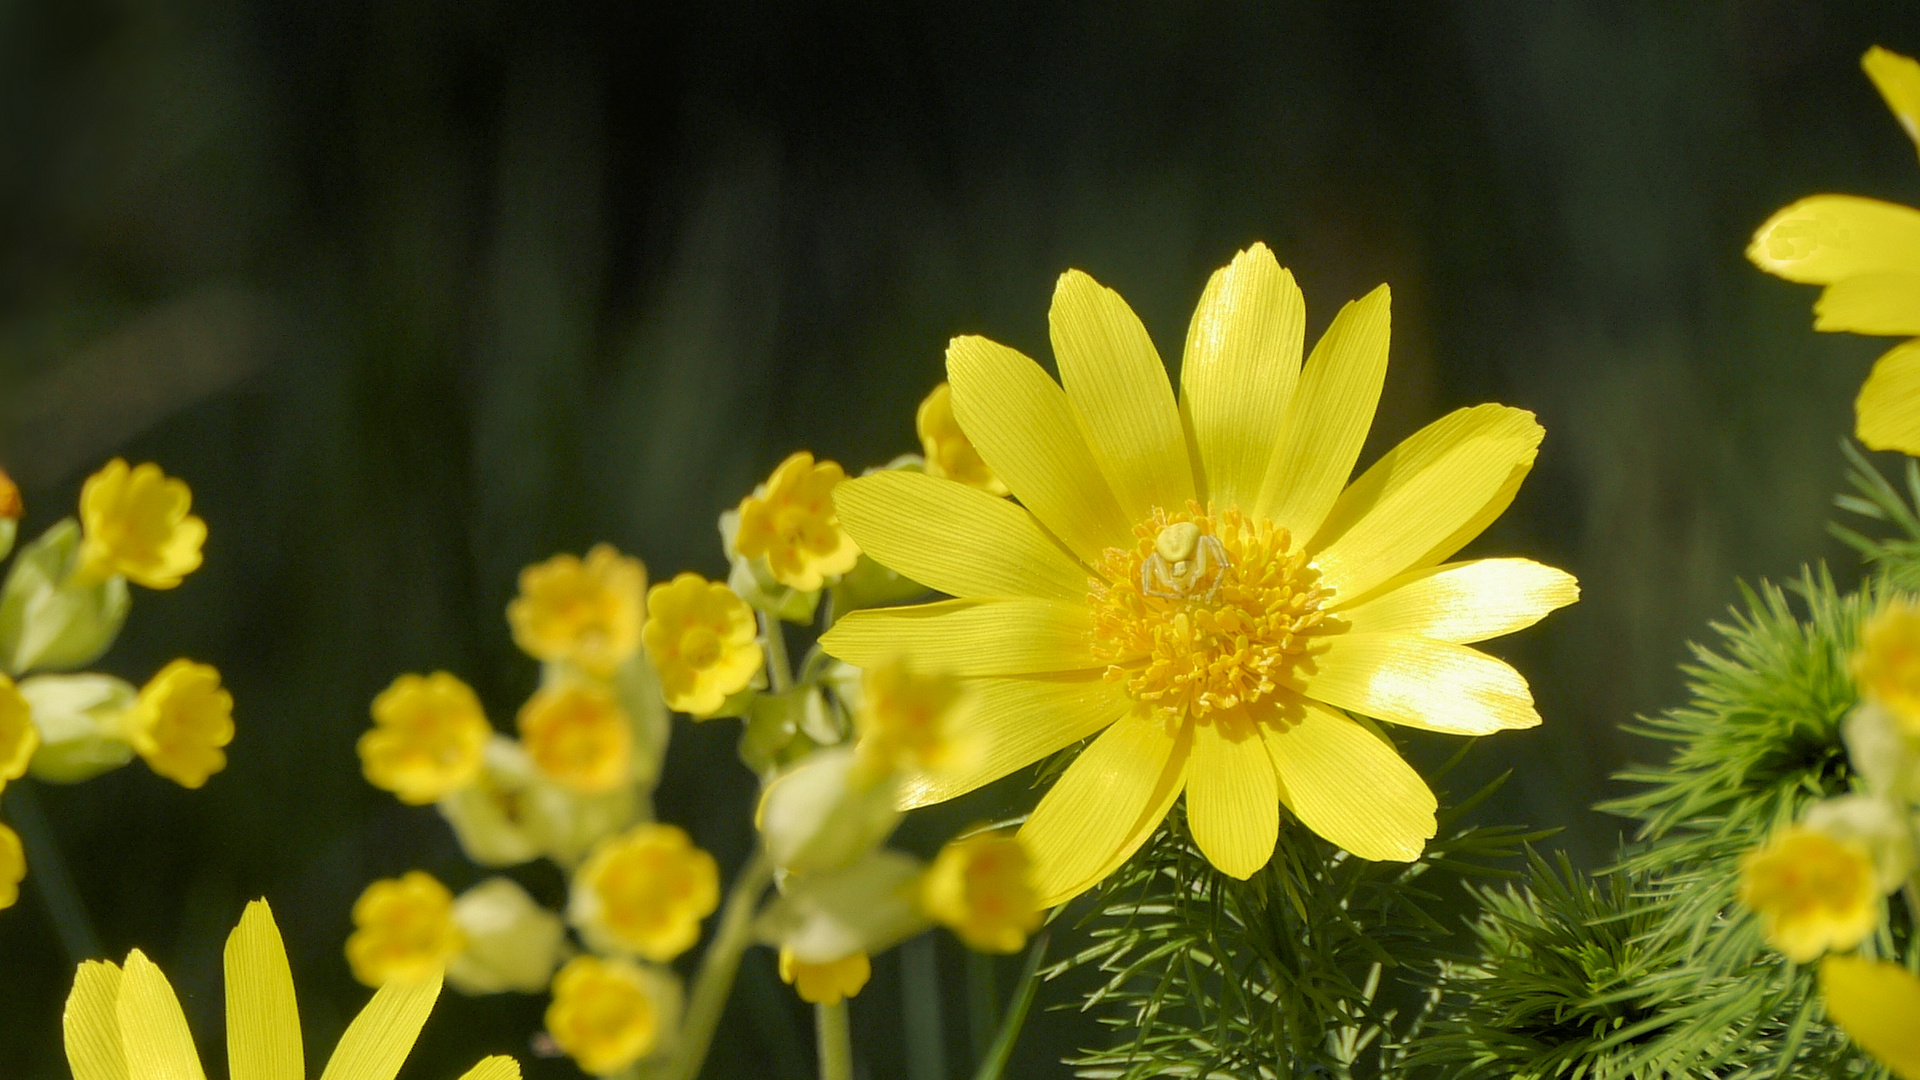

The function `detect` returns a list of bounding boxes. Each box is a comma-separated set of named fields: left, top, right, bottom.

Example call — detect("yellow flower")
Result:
left=570, top=822, right=720, bottom=961
left=361, top=672, right=492, bottom=804
left=63, top=899, right=518, bottom=1080
left=778, top=947, right=871, bottom=1005
left=820, top=244, right=1577, bottom=905
left=0, top=674, right=38, bottom=795
left=920, top=832, right=1041, bottom=954
left=545, top=956, right=666, bottom=1075
left=917, top=382, right=1008, bottom=495
left=508, top=545, right=647, bottom=676
left=642, top=572, right=762, bottom=717
left=517, top=683, right=632, bottom=794
left=346, top=871, right=466, bottom=987
left=1820, top=954, right=1920, bottom=1080
left=0, top=466, right=20, bottom=521
left=125, top=659, right=233, bottom=789
left=733, top=451, right=861, bottom=591
left=75, top=459, right=206, bottom=589
left=851, top=658, right=976, bottom=783
left=0, top=822, right=23, bottom=911
left=1748, top=47, right=1920, bottom=454
left=1854, top=597, right=1920, bottom=735
left=1738, top=825, right=1881, bottom=962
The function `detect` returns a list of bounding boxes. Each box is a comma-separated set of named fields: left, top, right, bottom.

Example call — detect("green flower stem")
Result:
left=665, top=845, right=774, bottom=1080
left=970, top=931, right=1048, bottom=1080
left=815, top=1000, right=853, bottom=1080
left=966, top=948, right=999, bottom=1065
left=761, top=611, right=793, bottom=694
left=3, top=780, right=103, bottom=962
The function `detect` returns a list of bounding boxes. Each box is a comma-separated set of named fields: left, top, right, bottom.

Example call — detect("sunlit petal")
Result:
left=896, top=673, right=1129, bottom=809
left=226, top=901, right=304, bottom=1080
left=1857, top=339, right=1920, bottom=455
left=1306, top=633, right=1541, bottom=735
left=316, top=974, right=441, bottom=1080
left=820, top=598, right=1097, bottom=676
left=832, top=471, right=1089, bottom=602
left=1337, top=558, right=1578, bottom=643
left=1186, top=715, right=1279, bottom=879
left=65, top=961, right=128, bottom=1080
left=1179, top=243, right=1305, bottom=507
left=1260, top=699, right=1435, bottom=861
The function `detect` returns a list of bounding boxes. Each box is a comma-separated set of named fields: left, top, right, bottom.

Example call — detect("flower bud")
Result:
left=757, top=746, right=901, bottom=875
left=0, top=520, right=129, bottom=673
left=757, top=849, right=929, bottom=964
left=16, top=673, right=134, bottom=783
left=446, top=877, right=568, bottom=995
left=437, top=736, right=640, bottom=869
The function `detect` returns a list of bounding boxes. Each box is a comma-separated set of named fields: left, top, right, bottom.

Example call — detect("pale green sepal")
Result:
left=758, top=745, right=901, bottom=875
left=739, top=686, right=837, bottom=774
left=0, top=518, right=14, bottom=563
left=827, top=555, right=929, bottom=619
left=0, top=520, right=130, bottom=675
left=438, top=736, right=642, bottom=870
left=20, top=673, right=138, bottom=781
left=446, top=877, right=570, bottom=995
left=755, top=849, right=930, bottom=963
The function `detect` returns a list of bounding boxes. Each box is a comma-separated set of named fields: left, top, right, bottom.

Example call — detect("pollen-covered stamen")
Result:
left=1089, top=505, right=1336, bottom=719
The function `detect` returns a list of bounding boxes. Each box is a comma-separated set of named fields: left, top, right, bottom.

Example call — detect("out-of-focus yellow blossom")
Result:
left=447, top=877, right=569, bottom=995
left=346, top=871, right=465, bottom=987
left=545, top=956, right=668, bottom=1075
left=508, top=545, right=647, bottom=676
left=436, top=735, right=640, bottom=870
left=571, top=822, right=720, bottom=961
left=917, top=382, right=1009, bottom=495
left=758, top=747, right=902, bottom=875
left=74, top=459, right=205, bottom=589
left=0, top=822, right=23, bottom=910
left=847, top=658, right=976, bottom=784
left=362, top=672, right=492, bottom=804
left=642, top=572, right=762, bottom=717
left=0, top=467, right=20, bottom=522
left=733, top=451, right=861, bottom=592
left=125, top=659, right=232, bottom=789
left=517, top=683, right=632, bottom=794
left=920, top=832, right=1041, bottom=954
left=1821, top=954, right=1920, bottom=1080
left=0, top=674, right=37, bottom=794
left=1854, top=598, right=1920, bottom=735
left=778, top=947, right=870, bottom=1005
left=1737, top=825, right=1881, bottom=962
left=65, top=899, right=520, bottom=1080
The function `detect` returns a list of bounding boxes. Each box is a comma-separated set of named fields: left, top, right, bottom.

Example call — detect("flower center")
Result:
left=1088, top=505, right=1335, bottom=720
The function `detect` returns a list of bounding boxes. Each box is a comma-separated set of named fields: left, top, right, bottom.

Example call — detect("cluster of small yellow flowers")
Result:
left=732, top=451, right=861, bottom=592
left=546, top=955, right=673, bottom=1075
left=570, top=823, right=720, bottom=961
left=916, top=382, right=1008, bottom=495
left=919, top=832, right=1042, bottom=954
left=361, top=672, right=492, bottom=804
left=346, top=870, right=465, bottom=985
left=518, top=683, right=633, bottom=793
left=509, top=545, right=647, bottom=677
left=642, top=572, right=762, bottom=717
left=778, top=947, right=871, bottom=1005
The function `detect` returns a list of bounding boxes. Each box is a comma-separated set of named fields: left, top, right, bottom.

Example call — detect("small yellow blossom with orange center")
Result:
left=0, top=674, right=38, bottom=795
left=0, top=822, right=23, bottom=910
left=1738, top=825, right=1882, bottom=962
left=546, top=956, right=664, bottom=1075
left=508, top=545, right=647, bottom=676
left=1854, top=598, right=1920, bottom=735
left=518, top=683, right=633, bottom=794
left=850, top=659, right=975, bottom=783
left=0, top=467, right=21, bottom=521
left=778, top=947, right=871, bottom=1005
left=75, top=459, right=206, bottom=589
left=345, top=871, right=465, bottom=987
left=917, top=383, right=1008, bottom=495
left=733, top=451, right=861, bottom=592
left=572, top=822, right=720, bottom=961
left=920, top=832, right=1041, bottom=954
left=125, top=660, right=232, bottom=789
left=642, top=572, right=762, bottom=717
left=361, top=672, right=492, bottom=804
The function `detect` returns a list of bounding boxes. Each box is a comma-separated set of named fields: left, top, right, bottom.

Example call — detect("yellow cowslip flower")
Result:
left=508, top=545, right=647, bottom=676
left=919, top=832, right=1041, bottom=954
left=0, top=466, right=20, bottom=521
left=851, top=658, right=976, bottom=783
left=63, top=899, right=518, bottom=1080
left=1, top=822, right=23, bottom=910
left=1737, top=825, right=1881, bottom=962
left=125, top=659, right=232, bottom=789
left=75, top=459, right=206, bottom=589
left=571, top=822, right=719, bottom=961
left=917, top=382, right=1008, bottom=495
left=642, top=572, right=762, bottom=717
left=0, top=674, right=37, bottom=794
left=1821, top=955, right=1920, bottom=1080
left=733, top=451, right=861, bottom=592
left=1853, top=597, right=1920, bottom=735
left=820, top=244, right=1577, bottom=905
left=778, top=947, right=871, bottom=1005
left=361, top=672, right=492, bottom=804
left=345, top=871, right=466, bottom=987
left=1748, top=47, right=1920, bottom=454
left=517, top=683, right=632, bottom=794
left=545, top=956, right=665, bottom=1075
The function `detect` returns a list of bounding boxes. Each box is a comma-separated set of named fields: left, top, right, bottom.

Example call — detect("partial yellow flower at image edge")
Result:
left=126, top=659, right=234, bottom=789
left=0, top=673, right=39, bottom=794
left=820, top=241, right=1578, bottom=907
left=75, top=459, right=206, bottom=589
left=1821, top=955, right=1920, bottom=1080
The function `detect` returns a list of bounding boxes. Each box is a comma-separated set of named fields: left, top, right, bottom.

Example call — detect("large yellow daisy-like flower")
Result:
left=64, top=899, right=517, bottom=1080
left=821, top=244, right=1576, bottom=906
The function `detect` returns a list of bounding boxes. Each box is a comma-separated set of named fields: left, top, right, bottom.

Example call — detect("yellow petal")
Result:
left=1865, top=45, right=1920, bottom=159
left=454, top=1057, right=522, bottom=1080
left=1049, top=269, right=1195, bottom=519
left=225, top=901, right=303, bottom=1080
left=1858, top=339, right=1920, bottom=455
left=896, top=673, right=1130, bottom=809
left=118, top=950, right=207, bottom=1080
left=1337, top=559, right=1578, bottom=643
left=1747, top=196, right=1920, bottom=284
left=1018, top=706, right=1189, bottom=908
left=1255, top=286, right=1392, bottom=538
left=1185, top=716, right=1279, bottom=879
left=65, top=960, right=128, bottom=1080
left=316, top=974, right=441, bottom=1080
left=947, top=335, right=1132, bottom=560
left=1311, top=412, right=1543, bottom=601
left=1814, top=274, right=1920, bottom=335
left=1179, top=243, right=1306, bottom=507
left=1306, top=633, right=1541, bottom=735
left=1820, top=954, right=1920, bottom=1080
left=832, top=471, right=1089, bottom=602
left=1260, top=699, right=1436, bottom=861
left=819, top=598, right=1097, bottom=676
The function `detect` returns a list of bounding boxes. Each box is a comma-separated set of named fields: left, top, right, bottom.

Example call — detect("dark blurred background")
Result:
left=4, top=1, right=1920, bottom=1076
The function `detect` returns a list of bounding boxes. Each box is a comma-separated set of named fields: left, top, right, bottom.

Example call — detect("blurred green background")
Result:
left=4, top=1, right=1920, bottom=1076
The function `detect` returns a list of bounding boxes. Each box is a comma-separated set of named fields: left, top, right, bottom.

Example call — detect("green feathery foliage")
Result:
left=1832, top=441, right=1920, bottom=590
